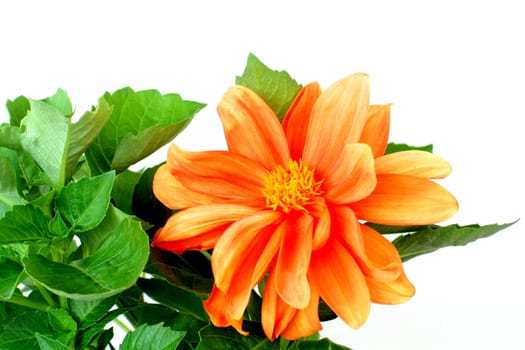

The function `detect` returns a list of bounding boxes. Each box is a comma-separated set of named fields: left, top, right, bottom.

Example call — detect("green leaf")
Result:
left=69, top=295, right=118, bottom=329
left=35, top=333, right=70, bottom=350
left=48, top=308, right=77, bottom=336
left=113, top=170, right=142, bottom=214
left=20, top=100, right=70, bottom=186
left=6, top=95, right=30, bottom=127
left=0, top=205, right=51, bottom=244
left=288, top=338, right=352, bottom=350
left=120, top=323, right=186, bottom=350
left=0, top=148, right=25, bottom=211
left=0, top=258, right=24, bottom=299
left=0, top=309, right=56, bottom=350
left=86, top=87, right=205, bottom=174
left=41, top=89, right=73, bottom=117
left=23, top=218, right=149, bottom=300
left=65, top=97, right=113, bottom=178
left=365, top=222, right=424, bottom=235
left=132, top=165, right=171, bottom=228
left=55, top=171, right=115, bottom=232
left=236, top=53, right=302, bottom=121
left=0, top=124, right=22, bottom=150
left=393, top=222, right=517, bottom=261
left=195, top=324, right=279, bottom=350
left=384, top=142, right=433, bottom=155
left=137, top=278, right=209, bottom=321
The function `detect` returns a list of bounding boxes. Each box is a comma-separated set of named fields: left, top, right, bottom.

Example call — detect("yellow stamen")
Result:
left=262, top=160, right=324, bottom=213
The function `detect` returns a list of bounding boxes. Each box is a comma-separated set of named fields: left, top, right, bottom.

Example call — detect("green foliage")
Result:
left=384, top=142, right=433, bottom=154
left=120, top=323, right=186, bottom=350
left=236, top=53, right=302, bottom=121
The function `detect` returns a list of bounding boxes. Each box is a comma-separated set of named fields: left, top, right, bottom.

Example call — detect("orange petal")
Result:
left=375, top=150, right=452, bottom=178
left=303, top=73, right=370, bottom=174
left=366, top=268, right=415, bottom=304
left=352, top=174, right=459, bottom=225
left=359, top=104, right=391, bottom=157
left=151, top=204, right=258, bottom=253
left=212, top=210, right=282, bottom=292
left=309, top=197, right=331, bottom=250
left=309, top=238, right=370, bottom=329
left=280, top=285, right=322, bottom=340
left=217, top=86, right=290, bottom=169
left=275, top=213, right=313, bottom=309
left=331, top=206, right=401, bottom=282
left=323, top=143, right=376, bottom=204
left=167, top=144, right=266, bottom=206
left=153, top=164, right=217, bottom=209
left=204, top=285, right=247, bottom=335
left=282, top=82, right=322, bottom=160
left=261, top=269, right=297, bottom=340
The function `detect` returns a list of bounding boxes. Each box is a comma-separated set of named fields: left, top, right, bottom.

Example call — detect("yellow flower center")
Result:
left=262, top=160, right=324, bottom=213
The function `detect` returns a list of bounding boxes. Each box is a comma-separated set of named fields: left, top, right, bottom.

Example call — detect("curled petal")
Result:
left=153, top=164, right=217, bottom=209
left=375, top=150, right=452, bottom=178
left=217, top=86, right=290, bottom=169
left=331, top=206, right=401, bottom=282
left=282, top=82, right=322, bottom=159
left=352, top=174, right=458, bottom=225
left=212, top=210, right=282, bottom=292
left=275, top=213, right=313, bottom=309
left=323, top=143, right=376, bottom=204
left=166, top=144, right=266, bottom=206
left=204, top=285, right=247, bottom=335
left=151, top=204, right=258, bottom=253
left=309, top=239, right=370, bottom=329
left=281, top=285, right=322, bottom=340
left=359, top=104, right=391, bottom=157
left=261, top=269, right=297, bottom=340
left=366, top=269, right=415, bottom=304
left=303, top=73, right=370, bottom=174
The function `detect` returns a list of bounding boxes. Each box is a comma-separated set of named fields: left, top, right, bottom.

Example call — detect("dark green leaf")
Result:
left=236, top=53, right=302, bottom=121
left=195, top=324, right=279, bottom=350
left=35, top=333, right=70, bottom=350
left=65, top=98, right=113, bottom=178
left=86, top=87, right=205, bottom=174
left=393, top=222, right=517, bottom=261
left=76, top=307, right=128, bottom=349
left=384, top=142, right=433, bottom=155
left=0, top=258, right=24, bottom=299
left=113, top=170, right=142, bottom=214
left=0, top=205, right=51, bottom=244
left=23, top=218, right=149, bottom=300
left=121, top=323, right=186, bottom=350
left=132, top=165, right=171, bottom=229
left=55, top=171, right=115, bottom=232
left=69, top=295, right=118, bottom=329
left=41, top=88, right=73, bottom=117
left=137, top=278, right=209, bottom=321
left=288, top=338, right=352, bottom=350
left=48, top=308, right=77, bottom=336
left=0, top=309, right=56, bottom=350
left=365, top=222, right=424, bottom=235
left=20, top=100, right=70, bottom=186
left=6, top=95, right=30, bottom=127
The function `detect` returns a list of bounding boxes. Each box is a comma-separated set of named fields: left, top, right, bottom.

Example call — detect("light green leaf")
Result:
left=65, top=98, right=113, bottom=178
left=0, top=205, right=51, bottom=244
left=0, top=258, right=24, bottom=299
left=20, top=100, right=70, bottom=187
left=393, top=222, right=516, bottom=261
left=42, top=88, right=73, bottom=117
left=384, top=142, right=433, bottom=155
left=6, top=95, right=30, bottom=127
left=120, top=323, right=186, bottom=350
left=236, top=53, right=302, bottom=121
left=0, top=149, right=25, bottom=211
left=55, top=171, right=115, bottom=232
left=86, top=87, right=205, bottom=174
left=23, top=218, right=149, bottom=300
left=35, top=333, right=70, bottom=350
left=137, top=278, right=209, bottom=321
left=0, top=124, right=22, bottom=150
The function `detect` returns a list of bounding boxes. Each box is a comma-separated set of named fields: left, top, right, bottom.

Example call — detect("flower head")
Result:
left=152, top=73, right=458, bottom=340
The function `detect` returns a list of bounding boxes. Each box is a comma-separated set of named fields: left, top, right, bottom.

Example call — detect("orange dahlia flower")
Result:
left=152, top=73, right=458, bottom=340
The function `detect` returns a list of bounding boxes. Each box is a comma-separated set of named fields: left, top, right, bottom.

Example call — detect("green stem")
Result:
left=35, top=282, right=58, bottom=308
left=201, top=250, right=212, bottom=261
left=6, top=294, right=50, bottom=312
left=113, top=317, right=133, bottom=333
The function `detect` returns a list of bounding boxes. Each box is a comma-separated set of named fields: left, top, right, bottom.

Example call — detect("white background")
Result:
left=1, top=1, right=524, bottom=349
